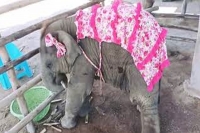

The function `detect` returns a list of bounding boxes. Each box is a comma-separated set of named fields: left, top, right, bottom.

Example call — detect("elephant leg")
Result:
left=60, top=56, right=95, bottom=129
left=61, top=84, right=88, bottom=128
left=129, top=81, right=160, bottom=133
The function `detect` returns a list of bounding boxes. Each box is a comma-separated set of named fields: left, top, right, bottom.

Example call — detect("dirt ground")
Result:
left=0, top=0, right=200, bottom=133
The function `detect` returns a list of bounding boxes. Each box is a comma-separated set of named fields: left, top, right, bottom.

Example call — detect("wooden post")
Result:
left=181, top=0, right=188, bottom=15
left=184, top=17, right=200, bottom=98
left=190, top=17, right=200, bottom=88
left=101, top=1, right=105, bottom=6
left=0, top=46, right=35, bottom=133
left=145, top=6, right=159, bottom=13
left=0, top=74, right=42, bottom=108
left=142, top=0, right=155, bottom=9
left=5, top=89, right=64, bottom=133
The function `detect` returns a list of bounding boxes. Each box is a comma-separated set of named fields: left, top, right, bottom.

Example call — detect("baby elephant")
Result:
left=40, top=1, right=169, bottom=133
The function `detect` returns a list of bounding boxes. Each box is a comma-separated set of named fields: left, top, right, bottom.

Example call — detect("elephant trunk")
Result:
left=141, top=105, right=160, bottom=133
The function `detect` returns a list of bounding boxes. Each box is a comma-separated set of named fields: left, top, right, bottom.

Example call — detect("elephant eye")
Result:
left=46, top=62, right=52, bottom=69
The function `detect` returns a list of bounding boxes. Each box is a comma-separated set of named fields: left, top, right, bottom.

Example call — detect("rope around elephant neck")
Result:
left=78, top=42, right=105, bottom=95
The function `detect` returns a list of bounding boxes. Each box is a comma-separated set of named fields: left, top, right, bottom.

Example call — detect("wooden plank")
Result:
left=152, top=12, right=199, bottom=20
left=0, top=0, right=105, bottom=47
left=166, top=35, right=196, bottom=43
left=156, top=16, right=199, bottom=32
left=160, top=24, right=198, bottom=32
left=0, top=74, right=42, bottom=108
left=0, top=46, right=35, bottom=133
left=0, top=0, right=44, bottom=15
left=0, top=47, right=39, bottom=74
left=5, top=89, right=64, bottom=133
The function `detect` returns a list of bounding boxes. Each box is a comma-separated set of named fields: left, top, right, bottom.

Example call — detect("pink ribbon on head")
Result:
left=45, top=33, right=67, bottom=58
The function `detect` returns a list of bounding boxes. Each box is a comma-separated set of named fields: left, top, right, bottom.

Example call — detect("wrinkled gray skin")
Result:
left=40, top=15, right=160, bottom=133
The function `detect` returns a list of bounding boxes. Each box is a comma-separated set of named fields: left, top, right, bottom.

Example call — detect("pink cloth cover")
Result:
left=75, top=0, right=170, bottom=92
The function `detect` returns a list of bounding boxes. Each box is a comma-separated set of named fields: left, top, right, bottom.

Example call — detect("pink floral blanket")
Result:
left=75, top=0, right=170, bottom=92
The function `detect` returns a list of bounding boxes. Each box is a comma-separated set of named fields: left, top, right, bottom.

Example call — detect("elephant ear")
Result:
left=51, top=30, right=82, bottom=65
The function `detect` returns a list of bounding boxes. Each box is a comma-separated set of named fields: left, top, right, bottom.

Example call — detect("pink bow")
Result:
left=45, top=33, right=67, bottom=58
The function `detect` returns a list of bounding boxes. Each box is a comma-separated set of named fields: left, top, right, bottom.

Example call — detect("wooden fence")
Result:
left=0, top=0, right=104, bottom=133
left=0, top=0, right=199, bottom=133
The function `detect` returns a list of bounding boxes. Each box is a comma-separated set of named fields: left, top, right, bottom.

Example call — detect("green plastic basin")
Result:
left=10, top=86, right=52, bottom=122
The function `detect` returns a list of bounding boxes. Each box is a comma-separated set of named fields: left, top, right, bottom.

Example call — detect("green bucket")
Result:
left=10, top=86, right=52, bottom=122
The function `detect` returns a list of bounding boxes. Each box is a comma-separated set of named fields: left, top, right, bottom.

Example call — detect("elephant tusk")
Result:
left=61, top=81, right=67, bottom=89
left=85, top=96, right=93, bottom=124
left=85, top=114, right=89, bottom=124
left=89, top=96, right=93, bottom=103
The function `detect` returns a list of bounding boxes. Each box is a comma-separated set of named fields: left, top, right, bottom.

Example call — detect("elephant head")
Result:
left=40, top=30, right=81, bottom=92
left=40, top=26, right=96, bottom=129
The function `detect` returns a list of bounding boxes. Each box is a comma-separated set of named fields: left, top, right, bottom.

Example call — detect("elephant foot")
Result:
left=60, top=115, right=77, bottom=129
